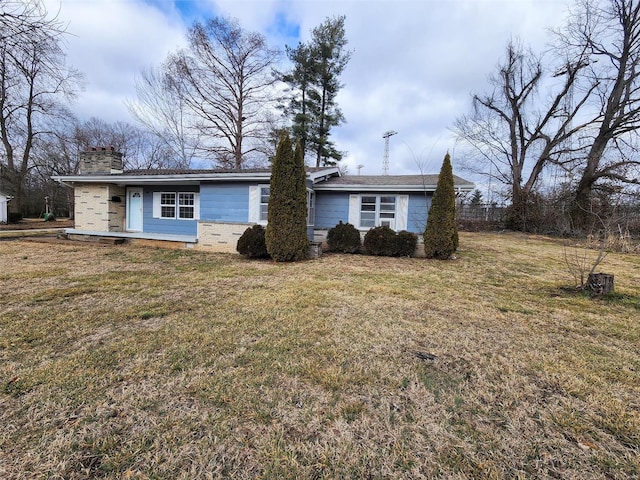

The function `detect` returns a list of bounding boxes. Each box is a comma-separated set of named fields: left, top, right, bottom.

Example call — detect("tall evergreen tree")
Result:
left=265, top=133, right=309, bottom=261
left=423, top=153, right=458, bottom=259
left=282, top=42, right=317, bottom=158
left=281, top=16, right=351, bottom=167
left=310, top=15, right=351, bottom=167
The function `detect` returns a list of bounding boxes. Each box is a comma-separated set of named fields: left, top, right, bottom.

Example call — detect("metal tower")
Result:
left=382, top=130, right=397, bottom=175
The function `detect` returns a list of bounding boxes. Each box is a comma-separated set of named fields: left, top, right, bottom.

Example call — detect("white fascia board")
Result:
left=313, top=184, right=438, bottom=192
left=307, top=167, right=341, bottom=183
left=313, top=182, right=475, bottom=193
left=52, top=169, right=341, bottom=185
left=51, top=172, right=273, bottom=184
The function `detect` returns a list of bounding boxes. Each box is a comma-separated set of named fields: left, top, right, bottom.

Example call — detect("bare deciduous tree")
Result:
left=0, top=0, right=82, bottom=213
left=169, top=17, right=280, bottom=169
left=0, top=0, right=65, bottom=50
left=453, top=40, right=594, bottom=230
left=126, top=64, right=200, bottom=169
left=558, top=0, right=640, bottom=225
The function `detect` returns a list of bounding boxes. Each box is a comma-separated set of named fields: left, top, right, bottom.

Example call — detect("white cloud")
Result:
left=48, top=0, right=188, bottom=122
left=45, top=0, right=571, bottom=182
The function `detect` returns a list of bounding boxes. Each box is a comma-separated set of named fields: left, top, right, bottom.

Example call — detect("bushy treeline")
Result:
left=457, top=189, right=640, bottom=237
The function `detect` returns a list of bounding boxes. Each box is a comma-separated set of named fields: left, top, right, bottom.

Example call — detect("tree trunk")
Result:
left=586, top=273, right=614, bottom=295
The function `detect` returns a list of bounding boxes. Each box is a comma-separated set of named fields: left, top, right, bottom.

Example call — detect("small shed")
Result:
left=0, top=191, right=8, bottom=223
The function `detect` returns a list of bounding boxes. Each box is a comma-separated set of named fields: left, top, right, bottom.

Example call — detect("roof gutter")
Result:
left=51, top=167, right=341, bottom=185
left=313, top=183, right=475, bottom=192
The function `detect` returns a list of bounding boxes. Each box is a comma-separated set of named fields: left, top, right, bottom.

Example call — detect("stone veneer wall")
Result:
left=196, top=221, right=251, bottom=253
left=74, top=184, right=125, bottom=232
left=79, top=147, right=123, bottom=174
left=107, top=185, right=126, bottom=232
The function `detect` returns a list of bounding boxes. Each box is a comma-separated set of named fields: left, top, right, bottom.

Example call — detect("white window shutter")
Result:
left=348, top=194, right=359, bottom=226
left=396, top=195, right=409, bottom=231
left=152, top=192, right=161, bottom=218
left=248, top=185, right=260, bottom=223
left=194, top=193, right=200, bottom=220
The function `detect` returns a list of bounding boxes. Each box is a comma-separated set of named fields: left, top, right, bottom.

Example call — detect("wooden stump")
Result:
left=586, top=273, right=614, bottom=295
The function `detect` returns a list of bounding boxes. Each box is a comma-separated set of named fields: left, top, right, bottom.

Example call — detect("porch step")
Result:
left=98, top=237, right=126, bottom=245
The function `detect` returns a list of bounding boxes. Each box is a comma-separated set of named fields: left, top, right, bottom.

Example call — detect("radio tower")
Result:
left=382, top=130, right=397, bottom=175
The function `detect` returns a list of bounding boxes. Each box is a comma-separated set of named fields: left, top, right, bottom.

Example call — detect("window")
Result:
left=153, top=192, right=199, bottom=220
left=307, top=190, right=315, bottom=226
left=259, top=187, right=270, bottom=222
left=178, top=193, right=195, bottom=219
left=249, top=185, right=315, bottom=226
left=360, top=195, right=396, bottom=229
left=160, top=193, right=176, bottom=219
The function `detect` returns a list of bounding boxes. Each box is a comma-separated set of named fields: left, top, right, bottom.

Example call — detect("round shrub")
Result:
left=394, top=230, right=418, bottom=257
left=363, top=225, right=397, bottom=256
left=236, top=224, right=269, bottom=258
left=327, top=221, right=361, bottom=253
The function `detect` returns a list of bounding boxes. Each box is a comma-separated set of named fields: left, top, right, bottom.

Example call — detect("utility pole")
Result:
left=382, top=130, right=397, bottom=175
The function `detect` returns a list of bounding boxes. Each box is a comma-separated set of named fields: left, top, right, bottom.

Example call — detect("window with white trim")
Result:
left=307, top=190, right=315, bottom=226
left=259, top=187, right=270, bottom=222
left=153, top=192, right=199, bottom=220
left=160, top=193, right=176, bottom=218
left=178, top=193, right=195, bottom=219
left=360, top=195, right=396, bottom=229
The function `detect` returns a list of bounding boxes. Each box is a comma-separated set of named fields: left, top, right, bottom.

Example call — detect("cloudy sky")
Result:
left=46, top=0, right=571, bottom=180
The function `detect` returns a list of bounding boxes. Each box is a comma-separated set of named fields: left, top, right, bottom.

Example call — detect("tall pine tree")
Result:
left=265, top=133, right=309, bottom=261
left=282, top=16, right=351, bottom=167
left=423, top=153, right=459, bottom=259
left=281, top=42, right=317, bottom=157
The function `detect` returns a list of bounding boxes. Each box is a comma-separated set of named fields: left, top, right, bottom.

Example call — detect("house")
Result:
left=52, top=147, right=474, bottom=253
left=0, top=190, right=8, bottom=224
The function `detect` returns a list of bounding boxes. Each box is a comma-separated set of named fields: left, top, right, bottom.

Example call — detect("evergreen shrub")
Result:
left=265, top=134, right=309, bottom=261
left=395, top=230, right=418, bottom=256
left=327, top=221, right=361, bottom=253
left=363, top=225, right=397, bottom=256
left=236, top=224, right=269, bottom=258
left=424, top=153, right=458, bottom=259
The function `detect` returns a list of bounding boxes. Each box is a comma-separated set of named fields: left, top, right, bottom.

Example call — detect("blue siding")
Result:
left=315, top=190, right=432, bottom=234
left=142, top=186, right=198, bottom=236
left=200, top=183, right=250, bottom=222
left=407, top=193, right=432, bottom=233
left=315, top=192, right=349, bottom=229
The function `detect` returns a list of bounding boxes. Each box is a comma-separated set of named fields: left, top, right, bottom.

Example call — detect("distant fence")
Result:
left=457, top=201, right=640, bottom=235
left=457, top=204, right=506, bottom=222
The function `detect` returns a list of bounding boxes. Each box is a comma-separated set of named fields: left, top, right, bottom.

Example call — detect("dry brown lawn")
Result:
left=0, top=232, right=639, bottom=479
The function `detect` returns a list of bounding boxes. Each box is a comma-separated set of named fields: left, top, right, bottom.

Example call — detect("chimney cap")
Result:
left=86, top=146, right=116, bottom=152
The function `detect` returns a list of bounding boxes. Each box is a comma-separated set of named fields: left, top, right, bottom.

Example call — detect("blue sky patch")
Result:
left=267, top=10, right=300, bottom=44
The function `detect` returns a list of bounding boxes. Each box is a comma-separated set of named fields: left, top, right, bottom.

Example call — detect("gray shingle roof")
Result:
left=121, top=167, right=333, bottom=176
left=319, top=174, right=473, bottom=186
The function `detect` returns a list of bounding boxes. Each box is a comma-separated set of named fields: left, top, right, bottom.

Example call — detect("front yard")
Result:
left=1, top=233, right=639, bottom=478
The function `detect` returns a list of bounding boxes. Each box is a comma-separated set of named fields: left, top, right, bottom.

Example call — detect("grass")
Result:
left=1, top=232, right=639, bottom=479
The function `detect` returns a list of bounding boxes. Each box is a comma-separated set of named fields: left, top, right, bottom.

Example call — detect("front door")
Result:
left=127, top=188, right=143, bottom=231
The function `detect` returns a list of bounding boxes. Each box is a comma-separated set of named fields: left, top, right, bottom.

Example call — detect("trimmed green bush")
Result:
left=265, top=134, right=309, bottom=261
left=424, top=153, right=458, bottom=259
left=327, top=221, right=361, bottom=253
left=395, top=230, right=418, bottom=257
left=363, top=225, right=397, bottom=256
left=236, top=224, right=269, bottom=258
